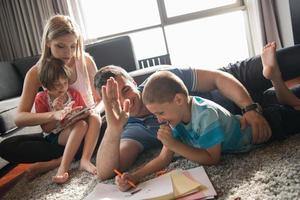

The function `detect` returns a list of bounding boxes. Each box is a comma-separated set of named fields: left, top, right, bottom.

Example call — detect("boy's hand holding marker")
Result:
left=114, top=169, right=140, bottom=192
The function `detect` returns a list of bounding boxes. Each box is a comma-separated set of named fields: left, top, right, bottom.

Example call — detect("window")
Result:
left=128, top=28, right=167, bottom=61
left=164, top=0, right=238, bottom=17
left=80, top=0, right=249, bottom=69
left=166, top=11, right=249, bottom=68
left=81, top=0, right=160, bottom=39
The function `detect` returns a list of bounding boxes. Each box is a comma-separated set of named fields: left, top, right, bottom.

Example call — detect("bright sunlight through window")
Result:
left=81, top=0, right=248, bottom=69
left=166, top=11, right=249, bottom=68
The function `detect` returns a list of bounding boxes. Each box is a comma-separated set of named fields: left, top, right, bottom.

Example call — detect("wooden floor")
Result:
left=0, top=164, right=31, bottom=198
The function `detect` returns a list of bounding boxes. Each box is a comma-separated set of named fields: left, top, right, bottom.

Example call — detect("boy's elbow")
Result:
left=206, top=156, right=220, bottom=165
left=210, top=158, right=220, bottom=165
left=196, top=156, right=220, bottom=166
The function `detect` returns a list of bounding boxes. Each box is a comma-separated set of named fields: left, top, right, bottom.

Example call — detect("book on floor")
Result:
left=84, top=166, right=217, bottom=200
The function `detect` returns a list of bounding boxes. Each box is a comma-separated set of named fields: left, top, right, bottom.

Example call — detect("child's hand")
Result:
left=52, top=101, right=75, bottom=121
left=52, top=95, right=67, bottom=111
left=52, top=107, right=72, bottom=121
left=157, top=124, right=176, bottom=149
left=115, top=172, right=137, bottom=192
left=63, top=106, right=90, bottom=122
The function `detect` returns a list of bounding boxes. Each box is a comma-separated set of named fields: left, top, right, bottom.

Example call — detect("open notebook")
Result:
left=85, top=166, right=216, bottom=200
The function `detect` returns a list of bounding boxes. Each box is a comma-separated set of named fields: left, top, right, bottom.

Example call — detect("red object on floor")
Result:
left=0, top=164, right=32, bottom=197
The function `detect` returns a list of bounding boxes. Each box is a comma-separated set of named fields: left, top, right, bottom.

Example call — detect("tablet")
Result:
left=52, top=103, right=97, bottom=134
left=66, top=106, right=91, bottom=121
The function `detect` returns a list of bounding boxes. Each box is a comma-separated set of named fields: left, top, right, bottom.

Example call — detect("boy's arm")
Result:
left=116, top=146, right=174, bottom=191
left=158, top=124, right=220, bottom=165
left=167, top=140, right=221, bottom=165
left=132, top=146, right=174, bottom=180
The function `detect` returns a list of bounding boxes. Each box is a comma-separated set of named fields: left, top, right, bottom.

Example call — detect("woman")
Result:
left=0, top=15, right=101, bottom=179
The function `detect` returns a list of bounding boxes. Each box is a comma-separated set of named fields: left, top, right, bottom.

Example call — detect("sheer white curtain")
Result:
left=65, top=0, right=88, bottom=40
left=0, top=0, right=69, bottom=61
left=245, top=0, right=282, bottom=55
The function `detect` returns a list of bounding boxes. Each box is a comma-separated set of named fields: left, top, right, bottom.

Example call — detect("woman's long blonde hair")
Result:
left=38, top=15, right=86, bottom=69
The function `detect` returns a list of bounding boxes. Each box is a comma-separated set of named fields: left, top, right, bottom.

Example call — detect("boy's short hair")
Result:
left=39, top=57, right=72, bottom=90
left=142, top=71, right=188, bottom=105
left=94, top=65, right=134, bottom=92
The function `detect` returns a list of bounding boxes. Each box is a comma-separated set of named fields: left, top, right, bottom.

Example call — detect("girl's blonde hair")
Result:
left=38, top=15, right=86, bottom=69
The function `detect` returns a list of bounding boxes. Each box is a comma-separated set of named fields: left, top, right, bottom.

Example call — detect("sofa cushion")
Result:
left=13, top=55, right=40, bottom=80
left=129, top=64, right=171, bottom=85
left=85, top=36, right=138, bottom=72
left=0, top=62, right=23, bottom=100
left=0, top=97, right=20, bottom=135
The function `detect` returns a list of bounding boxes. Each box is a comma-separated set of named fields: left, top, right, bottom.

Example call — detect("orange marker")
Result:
left=113, top=169, right=137, bottom=188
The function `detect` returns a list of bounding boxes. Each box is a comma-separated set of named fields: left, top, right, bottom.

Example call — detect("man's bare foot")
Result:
left=79, top=160, right=97, bottom=175
left=52, top=172, right=69, bottom=184
left=261, top=42, right=282, bottom=81
left=25, top=158, right=61, bottom=180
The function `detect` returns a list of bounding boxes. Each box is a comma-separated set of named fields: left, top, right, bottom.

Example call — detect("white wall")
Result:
left=275, top=0, right=294, bottom=47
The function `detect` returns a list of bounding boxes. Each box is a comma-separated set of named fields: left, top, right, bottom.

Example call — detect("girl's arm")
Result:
left=14, top=66, right=58, bottom=127
left=85, top=54, right=101, bottom=103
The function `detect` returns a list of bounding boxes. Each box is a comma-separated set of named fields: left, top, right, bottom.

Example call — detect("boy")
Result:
left=116, top=43, right=300, bottom=191
left=35, top=57, right=96, bottom=183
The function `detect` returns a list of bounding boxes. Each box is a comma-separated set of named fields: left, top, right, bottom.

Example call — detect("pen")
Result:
left=113, top=169, right=137, bottom=188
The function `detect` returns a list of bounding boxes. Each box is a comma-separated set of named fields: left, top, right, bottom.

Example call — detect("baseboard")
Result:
left=0, top=163, right=15, bottom=178
left=0, top=158, right=9, bottom=172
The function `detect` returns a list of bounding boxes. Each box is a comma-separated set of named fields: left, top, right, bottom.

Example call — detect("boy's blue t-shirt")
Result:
left=122, top=67, right=254, bottom=153
left=122, top=67, right=196, bottom=150
left=172, top=96, right=254, bottom=153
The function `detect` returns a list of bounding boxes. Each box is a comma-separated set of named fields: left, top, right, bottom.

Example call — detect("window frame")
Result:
left=83, top=0, right=253, bottom=58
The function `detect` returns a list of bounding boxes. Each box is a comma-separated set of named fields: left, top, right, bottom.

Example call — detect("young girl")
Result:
left=36, top=57, right=94, bottom=183
left=0, top=15, right=101, bottom=180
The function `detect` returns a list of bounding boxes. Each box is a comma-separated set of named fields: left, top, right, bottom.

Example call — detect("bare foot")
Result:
left=79, top=160, right=97, bottom=175
left=25, top=158, right=61, bottom=181
left=52, top=164, right=69, bottom=184
left=52, top=172, right=69, bottom=184
left=261, top=42, right=282, bottom=81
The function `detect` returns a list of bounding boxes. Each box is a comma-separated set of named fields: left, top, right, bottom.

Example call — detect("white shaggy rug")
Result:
left=3, top=134, right=300, bottom=200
